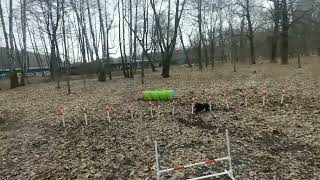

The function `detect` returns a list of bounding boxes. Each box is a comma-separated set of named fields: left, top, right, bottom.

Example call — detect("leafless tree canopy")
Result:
left=0, top=0, right=320, bottom=85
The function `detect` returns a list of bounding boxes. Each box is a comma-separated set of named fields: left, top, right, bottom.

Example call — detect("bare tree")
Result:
left=269, top=0, right=281, bottom=63
left=20, top=0, right=27, bottom=86
left=236, top=0, right=256, bottom=64
left=280, top=0, right=289, bottom=64
left=0, top=0, right=16, bottom=88
left=150, top=0, right=187, bottom=78
left=179, top=26, right=192, bottom=67
left=197, top=0, right=203, bottom=70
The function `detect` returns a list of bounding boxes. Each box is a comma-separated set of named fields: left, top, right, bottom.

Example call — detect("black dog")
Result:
left=194, top=103, right=210, bottom=113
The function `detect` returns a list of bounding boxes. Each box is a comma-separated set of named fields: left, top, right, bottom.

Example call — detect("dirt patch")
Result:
left=0, top=59, right=320, bottom=179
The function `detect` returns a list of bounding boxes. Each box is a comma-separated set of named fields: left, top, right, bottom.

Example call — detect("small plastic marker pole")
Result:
left=149, top=101, right=154, bottom=118
left=84, top=113, right=88, bottom=125
left=281, top=89, right=285, bottom=104
left=226, top=129, right=233, bottom=177
left=262, top=89, right=267, bottom=106
left=82, top=104, right=88, bottom=125
left=154, top=141, right=160, bottom=180
left=157, top=105, right=161, bottom=118
left=172, top=100, right=175, bottom=116
left=225, top=94, right=229, bottom=109
left=106, top=105, right=111, bottom=123
left=191, top=97, right=195, bottom=114
left=58, top=106, right=65, bottom=127
left=129, top=102, right=134, bottom=120
left=244, top=91, right=248, bottom=107
left=209, top=96, right=212, bottom=111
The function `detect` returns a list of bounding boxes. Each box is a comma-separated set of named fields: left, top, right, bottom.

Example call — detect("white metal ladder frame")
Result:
left=154, top=129, right=236, bottom=180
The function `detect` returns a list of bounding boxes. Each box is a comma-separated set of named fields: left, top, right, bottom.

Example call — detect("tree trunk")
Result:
left=0, top=1, right=13, bottom=76
left=97, top=0, right=107, bottom=81
left=297, top=50, right=302, bottom=68
left=20, top=0, right=27, bottom=86
left=245, top=0, right=256, bottom=64
left=197, top=0, right=203, bottom=70
left=62, top=0, right=71, bottom=94
left=133, top=0, right=138, bottom=73
left=271, top=0, right=280, bottom=63
left=280, top=0, right=289, bottom=65
left=8, top=0, right=19, bottom=88
left=179, top=26, right=192, bottom=67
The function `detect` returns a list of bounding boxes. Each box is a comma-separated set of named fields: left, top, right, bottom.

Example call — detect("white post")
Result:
left=225, top=95, right=229, bottom=109
left=208, top=96, right=212, bottom=111
left=281, top=90, right=285, bottom=104
left=107, top=111, right=110, bottom=123
left=226, top=129, right=233, bottom=176
left=243, top=91, right=248, bottom=107
left=130, top=103, right=134, bottom=120
left=150, top=101, right=154, bottom=118
left=155, top=141, right=161, bottom=180
left=191, top=97, right=195, bottom=114
left=62, top=114, right=65, bottom=127
left=105, top=105, right=111, bottom=123
left=157, top=105, right=161, bottom=118
left=84, top=113, right=88, bottom=125
left=262, top=89, right=267, bottom=106
left=172, top=100, right=175, bottom=116
left=58, top=106, right=65, bottom=127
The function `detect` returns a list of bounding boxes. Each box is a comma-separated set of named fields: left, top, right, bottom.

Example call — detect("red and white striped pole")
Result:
left=57, top=105, right=65, bottom=127
left=154, top=129, right=235, bottom=180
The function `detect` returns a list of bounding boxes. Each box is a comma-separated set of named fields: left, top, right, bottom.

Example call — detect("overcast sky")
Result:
left=0, top=0, right=294, bottom=63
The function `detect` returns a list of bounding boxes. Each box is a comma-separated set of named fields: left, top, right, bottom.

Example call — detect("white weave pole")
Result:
left=226, top=129, right=234, bottom=178
left=155, top=141, right=160, bottom=180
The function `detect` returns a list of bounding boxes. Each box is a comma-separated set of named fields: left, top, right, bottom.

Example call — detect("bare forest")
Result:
left=0, top=0, right=320, bottom=179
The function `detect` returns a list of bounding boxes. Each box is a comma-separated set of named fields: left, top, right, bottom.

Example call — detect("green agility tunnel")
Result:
left=143, top=90, right=176, bottom=101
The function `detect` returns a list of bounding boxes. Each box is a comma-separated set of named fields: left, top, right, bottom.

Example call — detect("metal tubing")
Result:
left=154, top=141, right=160, bottom=180
left=187, top=170, right=231, bottom=180
left=159, top=157, right=230, bottom=174
left=225, top=170, right=236, bottom=180
left=226, top=129, right=233, bottom=176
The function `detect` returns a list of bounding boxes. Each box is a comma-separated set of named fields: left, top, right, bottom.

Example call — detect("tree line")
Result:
left=0, top=0, right=319, bottom=90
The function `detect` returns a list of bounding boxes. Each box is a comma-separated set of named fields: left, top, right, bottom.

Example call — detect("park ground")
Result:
left=0, top=57, right=320, bottom=179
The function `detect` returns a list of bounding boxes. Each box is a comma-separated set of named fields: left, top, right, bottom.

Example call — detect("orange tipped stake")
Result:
left=157, top=105, right=161, bottom=118
left=129, top=102, right=134, bottom=120
left=57, top=106, right=65, bottom=127
left=172, top=100, right=176, bottom=116
left=244, top=91, right=248, bottom=107
left=81, top=101, right=88, bottom=125
left=281, top=89, right=286, bottom=104
left=105, top=105, right=111, bottom=123
left=224, top=94, right=229, bottom=109
left=191, top=97, right=195, bottom=114
left=149, top=101, right=154, bottom=118
left=262, top=88, right=267, bottom=106
left=208, top=95, right=212, bottom=111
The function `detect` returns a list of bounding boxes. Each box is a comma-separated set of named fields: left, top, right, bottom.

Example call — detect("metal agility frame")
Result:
left=154, top=129, right=235, bottom=180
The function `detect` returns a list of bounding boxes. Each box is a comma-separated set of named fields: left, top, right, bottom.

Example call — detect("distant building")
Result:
left=0, top=47, right=50, bottom=79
